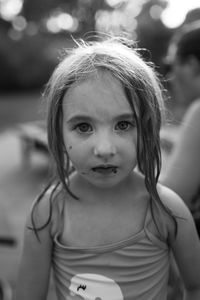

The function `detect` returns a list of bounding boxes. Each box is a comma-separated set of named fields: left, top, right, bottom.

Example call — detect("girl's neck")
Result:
left=69, top=171, right=144, bottom=205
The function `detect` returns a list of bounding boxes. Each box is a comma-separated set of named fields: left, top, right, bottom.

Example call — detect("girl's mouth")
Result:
left=92, top=165, right=118, bottom=174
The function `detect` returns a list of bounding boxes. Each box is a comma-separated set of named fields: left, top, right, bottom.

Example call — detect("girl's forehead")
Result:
left=62, top=72, right=134, bottom=118
left=67, top=70, right=121, bottom=93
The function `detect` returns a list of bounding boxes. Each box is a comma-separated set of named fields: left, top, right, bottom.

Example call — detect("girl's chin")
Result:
left=79, top=172, right=133, bottom=190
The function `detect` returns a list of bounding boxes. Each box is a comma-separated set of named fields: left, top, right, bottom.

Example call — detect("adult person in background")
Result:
left=160, top=21, right=200, bottom=236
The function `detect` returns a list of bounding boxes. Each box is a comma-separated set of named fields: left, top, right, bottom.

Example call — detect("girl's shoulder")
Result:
left=157, top=183, right=189, bottom=216
left=28, top=182, right=65, bottom=236
left=187, top=99, right=200, bottom=114
left=160, top=183, right=197, bottom=218
left=156, top=183, right=194, bottom=239
left=182, top=100, right=200, bottom=130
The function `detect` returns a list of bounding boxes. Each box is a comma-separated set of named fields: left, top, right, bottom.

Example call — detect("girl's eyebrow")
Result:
left=66, top=115, right=92, bottom=124
left=115, top=113, right=134, bottom=120
left=66, top=113, right=134, bottom=124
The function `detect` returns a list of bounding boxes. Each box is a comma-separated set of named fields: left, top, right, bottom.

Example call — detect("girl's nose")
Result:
left=93, top=133, right=116, bottom=159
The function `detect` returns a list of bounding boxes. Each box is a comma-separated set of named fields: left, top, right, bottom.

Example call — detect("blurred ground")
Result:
left=0, top=93, right=56, bottom=299
left=0, top=130, right=46, bottom=276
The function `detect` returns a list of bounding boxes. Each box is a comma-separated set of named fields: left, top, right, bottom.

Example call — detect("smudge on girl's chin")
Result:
left=69, top=146, right=72, bottom=150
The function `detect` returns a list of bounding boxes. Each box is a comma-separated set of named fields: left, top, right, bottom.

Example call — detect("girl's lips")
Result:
left=92, top=166, right=118, bottom=174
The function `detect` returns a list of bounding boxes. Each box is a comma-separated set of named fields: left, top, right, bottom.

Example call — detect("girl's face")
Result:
left=62, top=72, right=137, bottom=189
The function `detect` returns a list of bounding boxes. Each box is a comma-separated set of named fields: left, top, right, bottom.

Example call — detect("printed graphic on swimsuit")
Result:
left=67, top=273, right=124, bottom=300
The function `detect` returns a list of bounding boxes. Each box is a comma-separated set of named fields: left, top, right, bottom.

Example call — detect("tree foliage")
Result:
left=135, top=0, right=174, bottom=68
left=22, top=0, right=77, bottom=22
left=0, top=0, right=190, bottom=91
left=0, top=0, right=113, bottom=91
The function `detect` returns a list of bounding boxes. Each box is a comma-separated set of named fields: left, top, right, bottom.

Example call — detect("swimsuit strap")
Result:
left=143, top=199, right=168, bottom=246
left=51, top=187, right=66, bottom=238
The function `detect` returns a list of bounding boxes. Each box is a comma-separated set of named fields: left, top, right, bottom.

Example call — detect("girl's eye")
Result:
left=75, top=123, right=92, bottom=133
left=116, top=121, right=132, bottom=131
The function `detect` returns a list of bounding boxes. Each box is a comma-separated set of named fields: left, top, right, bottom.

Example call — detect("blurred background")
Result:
left=0, top=0, right=200, bottom=298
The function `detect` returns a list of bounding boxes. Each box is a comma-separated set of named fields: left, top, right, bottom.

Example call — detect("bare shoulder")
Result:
left=183, top=100, right=200, bottom=128
left=27, top=183, right=63, bottom=234
left=155, top=183, right=196, bottom=242
left=157, top=183, right=191, bottom=219
left=157, top=183, right=199, bottom=235
left=187, top=99, right=200, bottom=114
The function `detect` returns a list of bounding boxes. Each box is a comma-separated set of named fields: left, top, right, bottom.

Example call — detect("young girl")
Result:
left=15, top=37, right=200, bottom=300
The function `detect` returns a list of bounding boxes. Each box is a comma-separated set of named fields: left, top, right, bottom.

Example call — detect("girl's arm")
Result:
left=160, top=185, right=200, bottom=300
left=15, top=194, right=53, bottom=300
left=160, top=100, right=200, bottom=206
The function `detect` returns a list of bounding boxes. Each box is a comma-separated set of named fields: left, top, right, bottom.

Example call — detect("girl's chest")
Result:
left=59, top=199, right=147, bottom=248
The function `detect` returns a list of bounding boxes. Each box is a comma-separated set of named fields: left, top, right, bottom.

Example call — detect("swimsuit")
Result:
left=52, top=204, right=170, bottom=300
